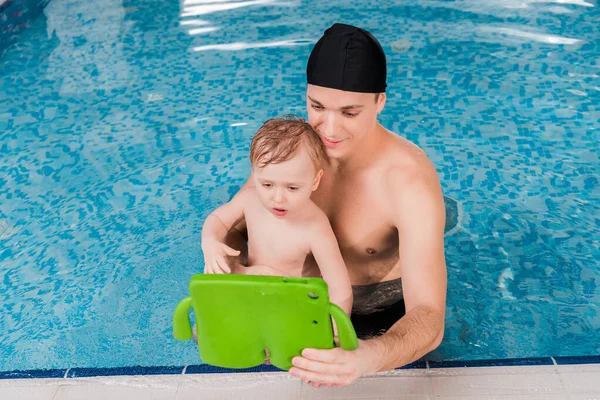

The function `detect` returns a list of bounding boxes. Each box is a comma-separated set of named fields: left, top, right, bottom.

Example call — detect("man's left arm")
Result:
left=289, top=165, right=447, bottom=386
left=370, top=164, right=447, bottom=370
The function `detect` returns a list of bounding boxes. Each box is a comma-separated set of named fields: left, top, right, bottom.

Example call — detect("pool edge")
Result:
left=2, top=355, right=599, bottom=379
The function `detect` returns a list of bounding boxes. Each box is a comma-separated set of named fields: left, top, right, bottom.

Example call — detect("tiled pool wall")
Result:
left=1, top=356, right=599, bottom=380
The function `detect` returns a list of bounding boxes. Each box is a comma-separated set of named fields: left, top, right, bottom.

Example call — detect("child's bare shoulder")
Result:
left=235, top=185, right=259, bottom=201
left=234, top=186, right=262, bottom=214
left=304, top=201, right=333, bottom=233
left=227, top=187, right=260, bottom=216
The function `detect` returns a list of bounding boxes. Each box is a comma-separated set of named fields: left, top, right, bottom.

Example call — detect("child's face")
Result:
left=252, top=147, right=322, bottom=218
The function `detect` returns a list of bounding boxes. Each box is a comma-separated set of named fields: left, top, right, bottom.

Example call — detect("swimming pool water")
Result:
left=1, top=0, right=599, bottom=371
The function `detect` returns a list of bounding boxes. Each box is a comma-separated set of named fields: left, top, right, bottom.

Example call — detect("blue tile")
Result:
left=554, top=356, right=600, bottom=365
left=67, top=366, right=184, bottom=378
left=428, top=357, right=554, bottom=368
left=0, top=369, right=66, bottom=379
left=185, top=364, right=283, bottom=374
left=397, top=361, right=427, bottom=369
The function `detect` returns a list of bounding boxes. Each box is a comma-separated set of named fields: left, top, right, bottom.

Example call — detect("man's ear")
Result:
left=312, top=169, right=324, bottom=191
left=376, top=92, right=387, bottom=114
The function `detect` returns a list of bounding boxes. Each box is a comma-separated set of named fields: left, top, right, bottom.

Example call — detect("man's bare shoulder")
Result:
left=383, top=130, right=437, bottom=176
left=378, top=131, right=445, bottom=222
left=378, top=131, right=440, bottom=189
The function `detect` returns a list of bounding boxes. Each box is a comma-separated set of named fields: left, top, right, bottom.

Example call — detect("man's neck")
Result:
left=330, top=123, right=385, bottom=173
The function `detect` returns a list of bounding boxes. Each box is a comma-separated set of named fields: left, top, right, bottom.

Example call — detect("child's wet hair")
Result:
left=250, top=115, right=327, bottom=172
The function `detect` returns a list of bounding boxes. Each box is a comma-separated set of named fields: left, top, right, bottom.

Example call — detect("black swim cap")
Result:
left=307, top=23, right=387, bottom=93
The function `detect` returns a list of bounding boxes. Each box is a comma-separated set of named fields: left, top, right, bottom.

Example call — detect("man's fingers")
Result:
left=292, top=356, right=338, bottom=375
left=289, top=367, right=339, bottom=385
left=301, top=348, right=342, bottom=363
left=222, top=245, right=241, bottom=257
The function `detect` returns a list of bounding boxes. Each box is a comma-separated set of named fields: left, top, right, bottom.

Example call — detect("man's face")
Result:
left=252, top=147, right=322, bottom=219
left=306, top=84, right=386, bottom=160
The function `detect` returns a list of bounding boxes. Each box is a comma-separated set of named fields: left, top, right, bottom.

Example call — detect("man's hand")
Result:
left=202, top=240, right=240, bottom=274
left=289, top=340, right=382, bottom=388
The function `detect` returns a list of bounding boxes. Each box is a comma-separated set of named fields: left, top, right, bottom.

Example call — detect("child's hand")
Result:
left=202, top=240, right=241, bottom=274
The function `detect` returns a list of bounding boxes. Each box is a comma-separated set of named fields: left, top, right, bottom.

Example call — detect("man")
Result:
left=226, top=23, right=447, bottom=387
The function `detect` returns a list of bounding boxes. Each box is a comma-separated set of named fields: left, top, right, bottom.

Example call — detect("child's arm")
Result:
left=202, top=189, right=249, bottom=274
left=310, top=219, right=353, bottom=316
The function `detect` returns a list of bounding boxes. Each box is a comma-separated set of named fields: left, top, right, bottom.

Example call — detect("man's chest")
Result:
left=312, top=173, right=399, bottom=275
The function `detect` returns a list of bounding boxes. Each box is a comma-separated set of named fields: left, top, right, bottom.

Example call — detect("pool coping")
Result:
left=1, top=355, right=599, bottom=380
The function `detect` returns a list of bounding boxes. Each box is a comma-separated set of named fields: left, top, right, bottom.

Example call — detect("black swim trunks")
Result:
left=350, top=278, right=406, bottom=339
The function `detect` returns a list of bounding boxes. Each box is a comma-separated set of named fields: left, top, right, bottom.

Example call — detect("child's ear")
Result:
left=312, top=169, right=324, bottom=191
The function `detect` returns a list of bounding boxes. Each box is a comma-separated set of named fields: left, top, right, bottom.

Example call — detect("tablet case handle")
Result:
left=329, top=303, right=359, bottom=351
left=173, top=296, right=193, bottom=341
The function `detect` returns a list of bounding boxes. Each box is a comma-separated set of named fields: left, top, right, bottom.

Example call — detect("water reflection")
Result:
left=181, top=0, right=277, bottom=17
left=179, top=0, right=305, bottom=48
left=188, top=26, right=219, bottom=35
left=192, top=38, right=312, bottom=52
left=44, top=0, right=132, bottom=94
left=479, top=26, right=582, bottom=44
left=528, top=0, right=594, bottom=6
left=179, top=18, right=210, bottom=25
